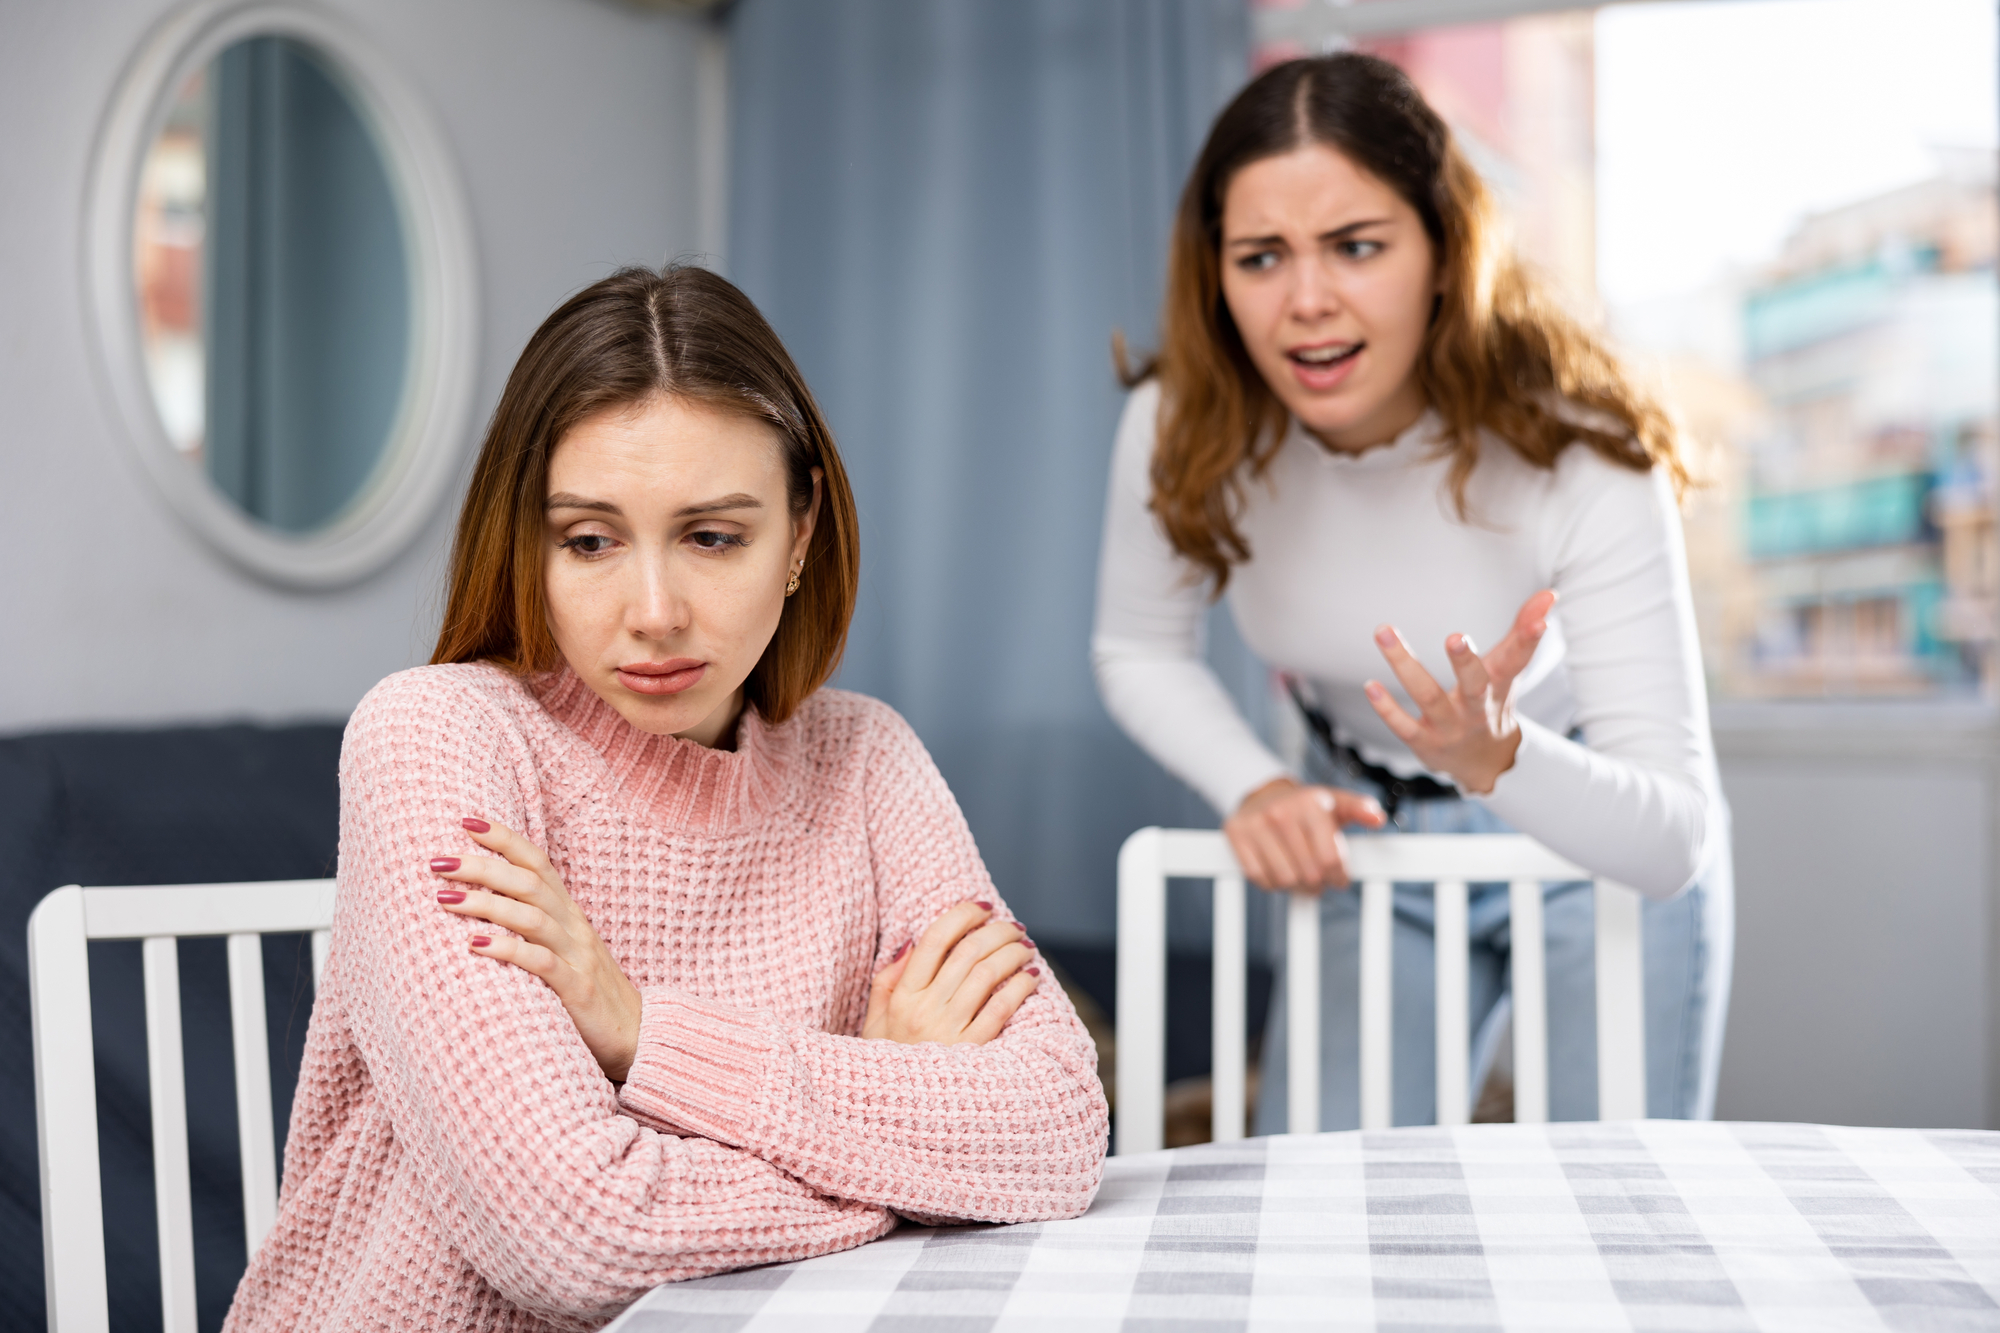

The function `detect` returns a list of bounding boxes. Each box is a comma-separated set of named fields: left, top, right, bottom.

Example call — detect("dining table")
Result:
left=604, top=1119, right=2000, bottom=1331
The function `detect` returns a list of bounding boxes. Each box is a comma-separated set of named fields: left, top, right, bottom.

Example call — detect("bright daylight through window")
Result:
left=1258, top=0, right=1999, bottom=699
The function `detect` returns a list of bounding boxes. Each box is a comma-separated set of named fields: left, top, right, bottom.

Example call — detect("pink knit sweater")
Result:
left=223, top=664, right=1109, bottom=1332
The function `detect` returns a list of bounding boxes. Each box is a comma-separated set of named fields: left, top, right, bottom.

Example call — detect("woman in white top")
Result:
left=1093, top=53, right=1731, bottom=1127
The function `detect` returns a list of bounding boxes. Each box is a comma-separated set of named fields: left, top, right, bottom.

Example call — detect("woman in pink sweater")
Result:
left=225, top=267, right=1109, bottom=1332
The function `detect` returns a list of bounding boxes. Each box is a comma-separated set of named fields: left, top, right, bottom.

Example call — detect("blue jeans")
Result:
left=1250, top=792, right=1734, bottom=1131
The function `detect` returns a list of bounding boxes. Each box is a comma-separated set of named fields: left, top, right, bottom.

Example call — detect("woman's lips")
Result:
left=1287, top=342, right=1363, bottom=392
left=615, top=660, right=707, bottom=696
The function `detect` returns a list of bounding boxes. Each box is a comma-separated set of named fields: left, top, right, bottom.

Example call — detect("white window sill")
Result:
left=1713, top=699, right=1999, bottom=762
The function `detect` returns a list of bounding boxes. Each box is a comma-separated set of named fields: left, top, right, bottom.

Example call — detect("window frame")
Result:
left=85, top=0, right=481, bottom=589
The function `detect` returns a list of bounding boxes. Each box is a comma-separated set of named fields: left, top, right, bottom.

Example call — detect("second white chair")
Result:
left=30, top=878, right=336, bottom=1333
left=1114, top=827, right=1645, bottom=1154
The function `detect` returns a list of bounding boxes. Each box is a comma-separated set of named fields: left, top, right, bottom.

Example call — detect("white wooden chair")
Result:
left=28, top=879, right=337, bottom=1333
left=1114, top=829, right=1645, bottom=1153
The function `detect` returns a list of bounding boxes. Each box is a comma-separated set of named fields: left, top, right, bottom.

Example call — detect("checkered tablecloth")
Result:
left=605, top=1120, right=2000, bottom=1331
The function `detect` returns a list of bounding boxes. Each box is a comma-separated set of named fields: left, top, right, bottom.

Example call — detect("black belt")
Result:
left=1285, top=678, right=1459, bottom=827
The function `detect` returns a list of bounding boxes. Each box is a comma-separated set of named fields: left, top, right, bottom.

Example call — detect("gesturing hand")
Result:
left=1364, top=589, right=1555, bottom=795
left=1224, top=778, right=1385, bottom=892
left=863, top=900, right=1040, bottom=1045
left=431, top=817, right=643, bottom=1082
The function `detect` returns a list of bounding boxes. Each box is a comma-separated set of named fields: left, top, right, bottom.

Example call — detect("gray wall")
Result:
left=0, top=0, right=718, bottom=732
left=1713, top=715, right=1997, bottom=1130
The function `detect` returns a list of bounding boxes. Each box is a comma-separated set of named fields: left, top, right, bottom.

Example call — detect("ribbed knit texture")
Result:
left=223, top=664, right=1109, bottom=1333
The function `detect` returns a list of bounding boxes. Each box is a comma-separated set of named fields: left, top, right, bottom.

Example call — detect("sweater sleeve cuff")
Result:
left=1215, top=752, right=1294, bottom=819
left=1477, top=717, right=1570, bottom=827
left=617, top=987, right=780, bottom=1146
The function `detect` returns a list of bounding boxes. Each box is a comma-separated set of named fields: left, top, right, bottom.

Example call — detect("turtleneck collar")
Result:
left=530, top=667, right=800, bottom=834
left=1288, top=408, right=1446, bottom=472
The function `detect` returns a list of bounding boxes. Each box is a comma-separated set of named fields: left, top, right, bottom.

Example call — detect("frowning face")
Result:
left=543, top=394, right=818, bottom=746
left=1218, top=142, right=1439, bottom=454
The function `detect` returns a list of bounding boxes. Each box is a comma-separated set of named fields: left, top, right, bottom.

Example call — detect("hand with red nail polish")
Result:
left=861, top=899, right=1039, bottom=1045
left=434, top=815, right=643, bottom=1081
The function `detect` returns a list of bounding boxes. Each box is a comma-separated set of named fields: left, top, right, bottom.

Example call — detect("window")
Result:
left=1252, top=0, right=1999, bottom=699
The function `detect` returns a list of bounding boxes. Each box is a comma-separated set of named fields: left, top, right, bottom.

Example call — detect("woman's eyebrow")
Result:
left=546, top=492, right=620, bottom=515
left=545, top=492, right=764, bottom=517
left=676, top=493, right=763, bottom=517
left=1225, top=218, right=1393, bottom=249
left=1320, top=218, right=1391, bottom=241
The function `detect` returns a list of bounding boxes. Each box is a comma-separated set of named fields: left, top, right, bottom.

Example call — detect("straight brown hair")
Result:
left=1123, top=53, right=1691, bottom=592
left=432, top=265, right=860, bottom=725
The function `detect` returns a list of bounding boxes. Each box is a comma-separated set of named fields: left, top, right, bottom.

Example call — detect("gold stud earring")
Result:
left=785, top=562, right=802, bottom=597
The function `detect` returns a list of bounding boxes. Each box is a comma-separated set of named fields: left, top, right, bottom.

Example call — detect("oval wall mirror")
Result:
left=91, top=2, right=477, bottom=587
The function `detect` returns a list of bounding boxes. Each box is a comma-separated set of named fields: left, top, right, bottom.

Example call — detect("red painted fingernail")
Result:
left=1027, top=967, right=1042, bottom=977
left=1024, top=939, right=1038, bottom=949
left=975, top=901, right=994, bottom=911
left=893, top=939, right=912, bottom=961
left=470, top=935, right=491, bottom=948
left=461, top=817, right=491, bottom=833
left=435, top=889, right=465, bottom=905
left=429, top=857, right=460, bottom=873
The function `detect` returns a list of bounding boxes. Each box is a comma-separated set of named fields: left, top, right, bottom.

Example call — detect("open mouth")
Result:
left=1287, top=342, right=1362, bottom=368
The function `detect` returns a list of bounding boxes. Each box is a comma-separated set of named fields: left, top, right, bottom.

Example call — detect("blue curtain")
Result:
left=728, top=0, right=1260, bottom=947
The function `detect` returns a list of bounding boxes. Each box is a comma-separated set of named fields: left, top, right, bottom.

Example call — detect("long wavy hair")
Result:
left=1123, top=53, right=1690, bottom=591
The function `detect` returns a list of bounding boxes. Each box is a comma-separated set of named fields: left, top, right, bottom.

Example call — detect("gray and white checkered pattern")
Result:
left=605, top=1121, right=2000, bottom=1331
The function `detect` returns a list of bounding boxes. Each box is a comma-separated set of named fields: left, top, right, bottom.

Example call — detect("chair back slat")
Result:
left=142, top=938, right=199, bottom=1333
left=1350, top=835, right=1587, bottom=881
left=31, top=879, right=335, bottom=1332
left=1209, top=875, right=1247, bottom=1143
left=1433, top=880, right=1471, bottom=1127
left=311, top=928, right=332, bottom=988
left=1358, top=879, right=1394, bottom=1131
left=1507, top=880, right=1551, bottom=1124
left=1113, top=838, right=1167, bottom=1156
left=1284, top=892, right=1320, bottom=1135
left=227, top=935, right=280, bottom=1252
left=1594, top=882, right=1649, bottom=1120
left=82, top=880, right=336, bottom=940
left=1113, top=829, right=1646, bottom=1154
left=27, top=886, right=108, bottom=1331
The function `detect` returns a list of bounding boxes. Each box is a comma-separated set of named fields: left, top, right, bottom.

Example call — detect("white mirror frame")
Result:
left=85, top=0, right=479, bottom=589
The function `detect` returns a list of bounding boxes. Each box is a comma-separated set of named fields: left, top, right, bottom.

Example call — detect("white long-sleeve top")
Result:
left=1091, top=380, right=1722, bottom=900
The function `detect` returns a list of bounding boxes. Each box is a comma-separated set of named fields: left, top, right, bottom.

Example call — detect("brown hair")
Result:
left=432, top=265, right=860, bottom=725
left=1123, top=53, right=1691, bottom=591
